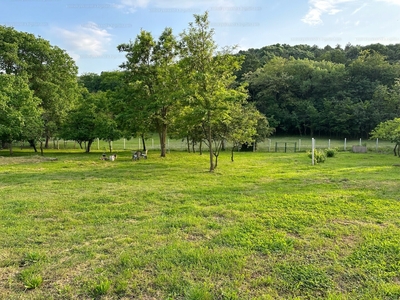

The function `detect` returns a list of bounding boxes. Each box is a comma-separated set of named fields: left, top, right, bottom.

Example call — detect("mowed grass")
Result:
left=0, top=149, right=400, bottom=299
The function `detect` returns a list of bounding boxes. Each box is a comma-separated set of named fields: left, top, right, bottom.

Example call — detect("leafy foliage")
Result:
left=308, top=149, right=326, bottom=163
left=370, top=118, right=400, bottom=156
left=0, top=74, right=42, bottom=154
left=0, top=25, right=80, bottom=148
left=179, top=12, right=248, bottom=171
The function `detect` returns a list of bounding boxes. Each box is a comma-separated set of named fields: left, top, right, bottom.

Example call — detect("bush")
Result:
left=308, top=149, right=326, bottom=164
left=325, top=149, right=336, bottom=158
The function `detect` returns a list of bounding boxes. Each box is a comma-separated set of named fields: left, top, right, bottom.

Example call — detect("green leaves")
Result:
left=0, top=26, right=79, bottom=147
left=370, top=118, right=400, bottom=144
left=118, top=27, right=181, bottom=156
left=0, top=74, right=43, bottom=149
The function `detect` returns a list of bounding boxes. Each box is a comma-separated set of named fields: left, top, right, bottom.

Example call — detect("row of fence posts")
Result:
left=270, top=138, right=380, bottom=153
left=96, top=138, right=170, bottom=152
left=46, top=137, right=380, bottom=152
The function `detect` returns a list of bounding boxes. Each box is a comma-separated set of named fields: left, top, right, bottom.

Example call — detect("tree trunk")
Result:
left=45, top=136, right=50, bottom=149
left=86, top=140, right=93, bottom=153
left=141, top=134, right=146, bottom=152
left=231, top=146, right=235, bottom=162
left=108, top=141, right=112, bottom=153
left=394, top=144, right=398, bottom=156
left=160, top=124, right=167, bottom=157
left=192, top=139, right=196, bottom=153
left=207, top=112, right=214, bottom=172
left=28, top=139, right=37, bottom=152
left=199, top=140, right=202, bottom=155
left=187, top=136, right=190, bottom=153
left=40, top=140, right=44, bottom=156
left=214, top=153, right=219, bottom=169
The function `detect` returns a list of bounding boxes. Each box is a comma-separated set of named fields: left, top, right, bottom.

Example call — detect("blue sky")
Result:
left=1, top=0, right=399, bottom=75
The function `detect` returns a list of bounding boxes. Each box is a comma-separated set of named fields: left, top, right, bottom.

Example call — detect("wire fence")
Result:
left=12, top=136, right=394, bottom=155
left=258, top=138, right=394, bottom=153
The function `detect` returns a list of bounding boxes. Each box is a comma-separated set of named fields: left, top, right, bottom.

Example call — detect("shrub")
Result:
left=308, top=149, right=326, bottom=164
left=325, top=149, right=336, bottom=158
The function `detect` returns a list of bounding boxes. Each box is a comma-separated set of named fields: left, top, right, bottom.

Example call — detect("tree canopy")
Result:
left=0, top=25, right=80, bottom=149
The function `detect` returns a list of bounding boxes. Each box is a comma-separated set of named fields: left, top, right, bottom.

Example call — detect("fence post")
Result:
left=275, top=142, right=278, bottom=152
left=344, top=138, right=347, bottom=151
left=299, top=139, right=301, bottom=152
left=123, top=138, right=126, bottom=150
left=97, top=138, right=99, bottom=150
left=328, top=139, right=330, bottom=149
left=312, top=138, right=315, bottom=166
left=376, top=138, right=379, bottom=151
left=359, top=138, right=362, bottom=146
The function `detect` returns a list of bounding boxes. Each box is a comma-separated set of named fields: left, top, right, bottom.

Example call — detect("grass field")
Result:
left=1, top=147, right=400, bottom=299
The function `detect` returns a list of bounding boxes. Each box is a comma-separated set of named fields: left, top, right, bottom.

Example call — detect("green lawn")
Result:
left=1, top=148, right=400, bottom=299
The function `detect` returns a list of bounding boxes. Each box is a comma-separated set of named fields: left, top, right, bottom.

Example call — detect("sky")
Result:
left=1, top=0, right=400, bottom=75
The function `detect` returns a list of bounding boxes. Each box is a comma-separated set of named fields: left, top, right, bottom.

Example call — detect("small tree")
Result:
left=370, top=118, right=400, bottom=156
left=180, top=12, right=248, bottom=171
left=60, top=91, right=102, bottom=153
left=226, top=104, right=273, bottom=162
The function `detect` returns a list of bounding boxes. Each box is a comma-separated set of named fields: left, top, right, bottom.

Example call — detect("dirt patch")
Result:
left=0, top=155, right=58, bottom=165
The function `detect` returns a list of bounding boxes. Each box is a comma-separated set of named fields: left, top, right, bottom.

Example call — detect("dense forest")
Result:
left=79, top=43, right=400, bottom=142
left=237, top=43, right=400, bottom=137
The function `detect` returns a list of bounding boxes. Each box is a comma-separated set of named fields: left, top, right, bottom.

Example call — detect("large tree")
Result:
left=0, top=26, right=80, bottom=149
left=0, top=74, right=42, bottom=154
left=118, top=28, right=181, bottom=157
left=180, top=12, right=248, bottom=171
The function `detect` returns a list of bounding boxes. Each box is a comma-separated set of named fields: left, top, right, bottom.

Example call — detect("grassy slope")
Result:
left=0, top=149, right=399, bottom=299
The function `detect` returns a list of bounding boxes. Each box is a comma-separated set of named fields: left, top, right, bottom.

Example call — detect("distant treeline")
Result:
left=236, top=43, right=400, bottom=138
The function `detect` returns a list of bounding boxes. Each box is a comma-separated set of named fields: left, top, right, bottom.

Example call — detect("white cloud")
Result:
left=302, top=0, right=356, bottom=25
left=114, top=0, right=150, bottom=12
left=114, top=0, right=245, bottom=13
left=351, top=3, right=367, bottom=15
left=54, top=23, right=112, bottom=57
left=375, top=0, right=400, bottom=4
